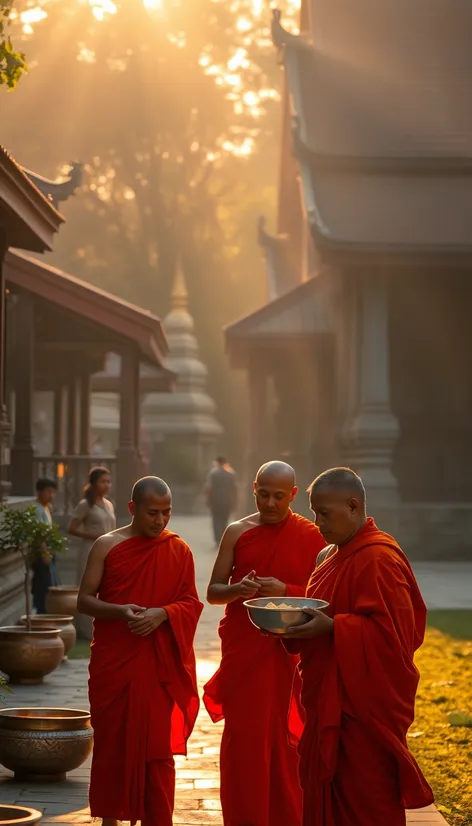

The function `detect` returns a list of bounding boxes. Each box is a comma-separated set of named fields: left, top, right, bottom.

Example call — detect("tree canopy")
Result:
left=2, top=0, right=298, bottom=456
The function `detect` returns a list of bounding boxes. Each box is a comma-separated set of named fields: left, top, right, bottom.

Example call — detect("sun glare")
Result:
left=143, top=0, right=164, bottom=9
left=12, top=0, right=300, bottom=158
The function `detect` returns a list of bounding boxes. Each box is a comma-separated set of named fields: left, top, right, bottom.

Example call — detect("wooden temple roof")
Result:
left=5, top=250, right=169, bottom=367
left=225, top=275, right=332, bottom=359
left=273, top=0, right=472, bottom=254
left=0, top=146, right=64, bottom=252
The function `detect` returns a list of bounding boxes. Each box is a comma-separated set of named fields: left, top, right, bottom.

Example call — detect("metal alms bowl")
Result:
left=244, top=596, right=330, bottom=635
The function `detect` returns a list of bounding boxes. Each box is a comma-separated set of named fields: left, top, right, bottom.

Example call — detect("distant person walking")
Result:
left=205, top=456, right=238, bottom=547
left=31, top=477, right=60, bottom=614
left=68, top=467, right=116, bottom=638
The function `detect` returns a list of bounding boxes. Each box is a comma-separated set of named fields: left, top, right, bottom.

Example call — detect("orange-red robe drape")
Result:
left=203, top=511, right=326, bottom=826
left=291, top=518, right=434, bottom=826
left=88, top=531, right=203, bottom=825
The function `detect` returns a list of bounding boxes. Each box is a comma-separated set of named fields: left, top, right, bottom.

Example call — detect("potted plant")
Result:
left=0, top=505, right=66, bottom=683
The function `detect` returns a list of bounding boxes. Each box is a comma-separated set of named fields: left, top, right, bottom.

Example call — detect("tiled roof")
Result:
left=304, top=168, right=472, bottom=249
left=287, top=0, right=472, bottom=159
left=5, top=250, right=169, bottom=365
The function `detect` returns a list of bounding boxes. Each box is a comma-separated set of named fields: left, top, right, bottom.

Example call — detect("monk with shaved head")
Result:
left=204, top=460, right=326, bottom=826
left=78, top=476, right=203, bottom=826
left=282, top=467, right=433, bottom=825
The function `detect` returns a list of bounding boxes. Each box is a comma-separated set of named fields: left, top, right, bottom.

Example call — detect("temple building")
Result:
left=142, top=266, right=223, bottom=511
left=225, top=1, right=472, bottom=558
left=1, top=147, right=172, bottom=523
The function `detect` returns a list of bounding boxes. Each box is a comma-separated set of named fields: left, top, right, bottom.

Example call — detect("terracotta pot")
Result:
left=0, top=708, right=93, bottom=782
left=0, top=628, right=64, bottom=684
left=45, top=586, right=79, bottom=617
left=19, top=616, right=76, bottom=658
left=0, top=806, right=42, bottom=825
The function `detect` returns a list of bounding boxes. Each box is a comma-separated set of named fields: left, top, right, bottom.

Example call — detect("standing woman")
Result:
left=68, top=467, right=116, bottom=639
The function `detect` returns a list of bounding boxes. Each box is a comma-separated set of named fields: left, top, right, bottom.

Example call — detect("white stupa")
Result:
left=141, top=266, right=223, bottom=507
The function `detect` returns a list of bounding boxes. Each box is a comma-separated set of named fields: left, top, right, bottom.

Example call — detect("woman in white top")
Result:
left=68, top=466, right=116, bottom=639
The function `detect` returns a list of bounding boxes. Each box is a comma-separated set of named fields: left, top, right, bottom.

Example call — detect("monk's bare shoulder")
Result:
left=224, top=512, right=261, bottom=546
left=91, top=527, right=131, bottom=559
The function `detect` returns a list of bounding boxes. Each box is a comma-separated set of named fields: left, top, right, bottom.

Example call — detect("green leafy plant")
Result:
left=0, top=0, right=27, bottom=89
left=0, top=505, right=66, bottom=630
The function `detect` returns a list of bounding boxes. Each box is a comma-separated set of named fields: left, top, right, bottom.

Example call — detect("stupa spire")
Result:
left=171, top=261, right=189, bottom=311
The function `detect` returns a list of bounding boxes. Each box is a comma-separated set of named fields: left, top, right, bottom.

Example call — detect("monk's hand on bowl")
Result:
left=121, top=604, right=146, bottom=622
left=128, top=607, right=168, bottom=636
left=238, top=571, right=261, bottom=597
left=284, top=608, right=334, bottom=639
left=254, top=576, right=286, bottom=597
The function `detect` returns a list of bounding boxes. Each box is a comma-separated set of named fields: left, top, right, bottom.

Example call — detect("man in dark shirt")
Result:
left=205, top=456, right=238, bottom=547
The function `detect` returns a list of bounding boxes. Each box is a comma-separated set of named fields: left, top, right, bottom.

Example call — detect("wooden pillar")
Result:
left=53, top=384, right=67, bottom=455
left=243, top=352, right=268, bottom=511
left=116, top=348, right=140, bottom=518
left=79, top=373, right=91, bottom=455
left=0, top=235, right=11, bottom=500
left=343, top=273, right=399, bottom=505
left=66, top=377, right=80, bottom=456
left=10, top=292, right=35, bottom=495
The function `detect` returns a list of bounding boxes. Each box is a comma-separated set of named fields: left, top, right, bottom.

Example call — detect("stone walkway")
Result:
left=0, top=515, right=452, bottom=825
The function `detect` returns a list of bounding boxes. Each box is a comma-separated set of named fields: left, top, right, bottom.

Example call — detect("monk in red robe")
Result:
left=282, top=467, right=434, bottom=826
left=77, top=476, right=203, bottom=826
left=203, top=461, right=326, bottom=826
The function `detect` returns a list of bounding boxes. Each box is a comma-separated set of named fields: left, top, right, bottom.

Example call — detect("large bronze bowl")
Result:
left=0, top=628, right=64, bottom=684
left=19, top=616, right=76, bottom=658
left=0, top=805, right=42, bottom=825
left=0, top=708, right=93, bottom=782
left=45, top=586, right=79, bottom=617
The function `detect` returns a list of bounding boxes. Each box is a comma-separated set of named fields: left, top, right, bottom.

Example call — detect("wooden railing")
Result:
left=33, top=455, right=117, bottom=519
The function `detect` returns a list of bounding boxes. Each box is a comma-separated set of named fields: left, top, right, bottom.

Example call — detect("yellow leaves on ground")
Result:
left=411, top=629, right=472, bottom=825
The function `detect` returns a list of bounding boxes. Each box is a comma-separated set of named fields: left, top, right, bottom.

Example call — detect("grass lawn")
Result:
left=411, top=612, right=472, bottom=825
left=68, top=639, right=91, bottom=660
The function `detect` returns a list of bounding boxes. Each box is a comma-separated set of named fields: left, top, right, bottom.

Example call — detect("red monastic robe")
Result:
left=291, top=519, right=434, bottom=826
left=203, top=511, right=326, bottom=826
left=88, top=531, right=203, bottom=826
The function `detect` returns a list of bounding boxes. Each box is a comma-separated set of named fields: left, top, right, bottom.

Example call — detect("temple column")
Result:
left=66, top=376, right=80, bottom=456
left=79, top=373, right=91, bottom=455
left=244, top=352, right=268, bottom=511
left=53, top=384, right=67, bottom=455
left=0, top=234, right=11, bottom=499
left=343, top=273, right=399, bottom=505
left=116, top=348, right=140, bottom=518
left=10, top=292, right=35, bottom=495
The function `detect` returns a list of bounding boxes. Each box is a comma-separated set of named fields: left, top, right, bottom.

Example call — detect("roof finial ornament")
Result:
left=22, top=161, right=83, bottom=208
left=271, top=8, right=311, bottom=53
left=171, top=259, right=189, bottom=311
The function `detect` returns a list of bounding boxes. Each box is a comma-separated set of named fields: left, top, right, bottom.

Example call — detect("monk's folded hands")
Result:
left=128, top=606, right=169, bottom=636
left=120, top=604, right=146, bottom=621
left=284, top=607, right=334, bottom=638
left=254, top=575, right=286, bottom=596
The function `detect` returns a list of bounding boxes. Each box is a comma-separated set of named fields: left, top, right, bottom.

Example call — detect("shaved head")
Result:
left=253, top=461, right=297, bottom=524
left=132, top=476, right=171, bottom=505
left=308, top=467, right=366, bottom=507
left=308, top=467, right=367, bottom=546
left=255, top=461, right=296, bottom=487
left=129, top=476, right=172, bottom=538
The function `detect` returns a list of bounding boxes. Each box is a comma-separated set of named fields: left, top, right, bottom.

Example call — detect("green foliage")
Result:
left=0, top=0, right=27, bottom=88
left=0, top=504, right=66, bottom=565
left=0, top=674, right=11, bottom=697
